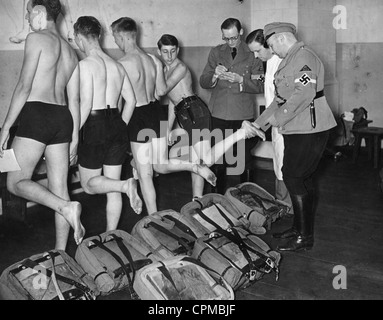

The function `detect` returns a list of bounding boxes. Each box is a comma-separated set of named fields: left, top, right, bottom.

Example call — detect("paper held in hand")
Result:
left=0, top=149, right=21, bottom=173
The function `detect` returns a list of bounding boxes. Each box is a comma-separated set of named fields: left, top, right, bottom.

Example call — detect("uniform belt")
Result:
left=175, top=95, right=199, bottom=111
left=90, top=108, right=119, bottom=117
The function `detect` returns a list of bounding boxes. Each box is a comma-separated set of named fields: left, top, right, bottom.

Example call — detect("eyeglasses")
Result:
left=222, top=35, right=240, bottom=42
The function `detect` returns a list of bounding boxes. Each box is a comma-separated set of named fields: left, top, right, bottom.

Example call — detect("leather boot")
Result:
left=272, top=226, right=298, bottom=239
left=277, top=193, right=314, bottom=252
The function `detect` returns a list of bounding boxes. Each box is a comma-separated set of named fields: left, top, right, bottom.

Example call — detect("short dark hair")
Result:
left=245, top=29, right=269, bottom=49
left=111, top=17, right=137, bottom=34
left=221, top=18, right=242, bottom=32
left=157, top=34, right=178, bottom=49
left=74, top=16, right=102, bottom=39
left=32, top=0, right=61, bottom=22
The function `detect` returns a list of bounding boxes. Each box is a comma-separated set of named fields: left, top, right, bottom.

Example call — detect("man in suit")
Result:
left=200, top=18, right=264, bottom=193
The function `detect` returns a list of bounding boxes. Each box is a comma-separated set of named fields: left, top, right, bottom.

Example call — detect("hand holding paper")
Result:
left=0, top=149, right=21, bottom=173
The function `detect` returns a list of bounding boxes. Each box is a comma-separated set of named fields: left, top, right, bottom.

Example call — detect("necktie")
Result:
left=231, top=47, right=237, bottom=60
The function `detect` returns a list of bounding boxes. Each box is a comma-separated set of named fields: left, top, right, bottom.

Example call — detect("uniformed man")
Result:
left=254, top=22, right=337, bottom=251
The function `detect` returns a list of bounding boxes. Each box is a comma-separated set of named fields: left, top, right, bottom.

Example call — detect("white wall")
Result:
left=336, top=0, right=383, bottom=43
left=0, top=0, right=253, bottom=124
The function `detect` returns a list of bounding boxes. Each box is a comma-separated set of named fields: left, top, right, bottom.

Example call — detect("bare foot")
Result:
left=193, top=164, right=217, bottom=186
left=61, top=201, right=85, bottom=245
left=9, top=28, right=30, bottom=44
left=123, top=178, right=143, bottom=215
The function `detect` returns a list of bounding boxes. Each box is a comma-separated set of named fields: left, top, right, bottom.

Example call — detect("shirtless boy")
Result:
left=153, top=34, right=265, bottom=199
left=0, top=0, right=83, bottom=249
left=110, top=17, right=217, bottom=214
left=73, top=16, right=142, bottom=231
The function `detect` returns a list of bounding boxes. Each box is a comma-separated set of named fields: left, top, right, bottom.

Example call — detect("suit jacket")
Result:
left=199, top=41, right=264, bottom=121
left=255, top=42, right=337, bottom=134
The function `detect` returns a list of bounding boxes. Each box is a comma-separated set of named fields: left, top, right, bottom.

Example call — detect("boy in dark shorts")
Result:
left=74, top=16, right=142, bottom=231
left=111, top=17, right=218, bottom=215
left=152, top=34, right=265, bottom=199
left=0, top=0, right=84, bottom=249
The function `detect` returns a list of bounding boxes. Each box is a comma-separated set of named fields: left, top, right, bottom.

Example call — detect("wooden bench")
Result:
left=351, top=126, right=383, bottom=169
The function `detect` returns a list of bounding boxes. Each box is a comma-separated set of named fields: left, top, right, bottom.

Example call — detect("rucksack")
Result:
left=133, top=256, right=234, bottom=300
left=225, top=182, right=291, bottom=234
left=180, top=193, right=254, bottom=233
left=131, top=210, right=208, bottom=260
left=75, top=230, right=159, bottom=299
left=0, top=250, right=98, bottom=300
left=192, top=219, right=281, bottom=291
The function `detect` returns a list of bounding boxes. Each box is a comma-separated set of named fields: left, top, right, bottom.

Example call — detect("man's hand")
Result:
left=148, top=53, right=163, bottom=68
left=241, top=120, right=266, bottom=141
left=219, top=71, right=243, bottom=84
left=215, top=64, right=228, bottom=77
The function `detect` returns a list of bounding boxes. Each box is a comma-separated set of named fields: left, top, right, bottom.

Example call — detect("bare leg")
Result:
left=79, top=165, right=143, bottom=220
left=131, top=142, right=157, bottom=214
left=189, top=145, right=205, bottom=198
left=60, top=0, right=75, bottom=42
left=9, top=0, right=30, bottom=44
left=152, top=137, right=216, bottom=186
left=7, top=138, right=85, bottom=246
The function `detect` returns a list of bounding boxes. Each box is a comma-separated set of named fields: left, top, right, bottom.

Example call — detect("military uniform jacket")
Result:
left=199, top=41, right=264, bottom=121
left=255, top=41, right=337, bottom=134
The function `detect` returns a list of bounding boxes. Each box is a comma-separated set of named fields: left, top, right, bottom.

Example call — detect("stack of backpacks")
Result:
left=0, top=182, right=291, bottom=300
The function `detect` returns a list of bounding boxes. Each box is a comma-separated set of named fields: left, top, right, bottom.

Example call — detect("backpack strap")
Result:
left=163, top=215, right=198, bottom=239
left=146, top=221, right=195, bottom=255
left=156, top=262, right=182, bottom=300
left=22, top=252, right=93, bottom=299
left=212, top=204, right=236, bottom=227
left=91, top=239, right=139, bottom=300
left=195, top=208, right=277, bottom=278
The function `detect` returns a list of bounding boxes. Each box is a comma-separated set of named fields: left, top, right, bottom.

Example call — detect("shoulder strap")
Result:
left=91, top=239, right=139, bottom=300
left=156, top=262, right=182, bottom=300
left=212, top=204, right=236, bottom=227
left=163, top=215, right=198, bottom=239
left=147, top=221, right=195, bottom=255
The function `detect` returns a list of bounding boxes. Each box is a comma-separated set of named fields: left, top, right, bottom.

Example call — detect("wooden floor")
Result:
left=1, top=147, right=383, bottom=300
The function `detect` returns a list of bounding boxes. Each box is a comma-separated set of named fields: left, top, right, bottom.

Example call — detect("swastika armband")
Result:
left=295, top=73, right=317, bottom=86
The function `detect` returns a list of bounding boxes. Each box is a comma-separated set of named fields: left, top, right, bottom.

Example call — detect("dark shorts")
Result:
left=174, top=95, right=211, bottom=146
left=78, top=109, right=129, bottom=170
left=16, top=101, right=73, bottom=145
left=127, top=101, right=167, bottom=143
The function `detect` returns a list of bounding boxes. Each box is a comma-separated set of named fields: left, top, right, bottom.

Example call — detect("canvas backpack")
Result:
left=131, top=210, right=208, bottom=260
left=75, top=230, right=159, bottom=299
left=191, top=213, right=281, bottom=291
left=133, top=256, right=234, bottom=300
left=0, top=250, right=98, bottom=300
left=225, top=182, right=291, bottom=234
left=180, top=193, right=254, bottom=233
